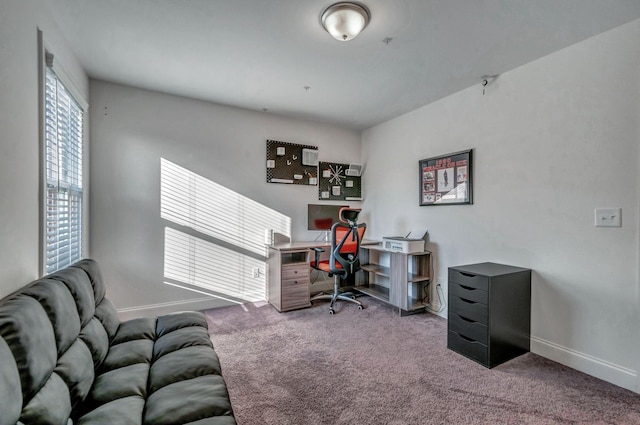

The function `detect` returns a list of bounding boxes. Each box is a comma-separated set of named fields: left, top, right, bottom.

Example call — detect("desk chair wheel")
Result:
left=329, top=308, right=335, bottom=315
left=358, top=305, right=363, bottom=310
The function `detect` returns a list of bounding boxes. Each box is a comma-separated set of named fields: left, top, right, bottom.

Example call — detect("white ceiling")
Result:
left=45, top=0, right=640, bottom=130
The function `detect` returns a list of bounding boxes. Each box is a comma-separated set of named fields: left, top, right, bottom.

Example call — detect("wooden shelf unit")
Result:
left=356, top=244, right=431, bottom=315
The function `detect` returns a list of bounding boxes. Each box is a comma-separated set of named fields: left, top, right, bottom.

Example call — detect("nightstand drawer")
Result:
left=449, top=281, right=488, bottom=304
left=449, top=295, right=488, bottom=323
left=282, top=264, right=308, bottom=280
left=448, top=330, right=488, bottom=365
left=449, top=269, right=489, bottom=290
left=448, top=312, right=488, bottom=344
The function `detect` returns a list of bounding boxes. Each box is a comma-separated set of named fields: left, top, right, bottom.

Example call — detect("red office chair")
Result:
left=310, top=207, right=366, bottom=314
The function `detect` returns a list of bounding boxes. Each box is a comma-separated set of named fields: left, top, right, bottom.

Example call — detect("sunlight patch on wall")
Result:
left=164, top=227, right=265, bottom=302
left=160, top=158, right=291, bottom=302
left=161, top=158, right=291, bottom=257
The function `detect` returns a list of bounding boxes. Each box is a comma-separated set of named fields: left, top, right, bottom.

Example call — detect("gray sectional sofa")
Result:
left=0, top=259, right=236, bottom=425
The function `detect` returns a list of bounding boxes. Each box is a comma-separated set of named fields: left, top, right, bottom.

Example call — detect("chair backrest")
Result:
left=329, top=208, right=366, bottom=276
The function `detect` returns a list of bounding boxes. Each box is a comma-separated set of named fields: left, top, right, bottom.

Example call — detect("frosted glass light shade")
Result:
left=321, top=2, right=370, bottom=41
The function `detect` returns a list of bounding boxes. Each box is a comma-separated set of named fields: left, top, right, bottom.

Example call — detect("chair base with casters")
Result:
left=310, top=275, right=363, bottom=315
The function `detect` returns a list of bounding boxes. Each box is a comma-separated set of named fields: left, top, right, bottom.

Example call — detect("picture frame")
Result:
left=419, top=149, right=473, bottom=206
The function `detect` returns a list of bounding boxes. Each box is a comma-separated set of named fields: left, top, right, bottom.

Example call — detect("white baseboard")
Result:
left=116, top=297, right=239, bottom=321
left=531, top=336, right=637, bottom=393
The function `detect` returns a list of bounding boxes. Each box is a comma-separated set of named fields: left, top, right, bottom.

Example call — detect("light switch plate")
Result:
left=594, top=208, right=621, bottom=227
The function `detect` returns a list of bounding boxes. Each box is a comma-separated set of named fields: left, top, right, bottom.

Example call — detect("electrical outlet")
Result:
left=252, top=268, right=260, bottom=278
left=594, top=208, right=621, bottom=227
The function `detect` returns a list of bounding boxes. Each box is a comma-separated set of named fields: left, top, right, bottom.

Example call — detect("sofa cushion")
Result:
left=111, top=317, right=157, bottom=345
left=149, top=345, right=222, bottom=393
left=144, top=375, right=234, bottom=425
left=79, top=316, right=111, bottom=368
left=54, top=338, right=95, bottom=409
left=22, top=279, right=81, bottom=356
left=88, top=363, right=150, bottom=406
left=71, top=259, right=107, bottom=304
left=94, top=297, right=120, bottom=341
left=49, top=268, right=96, bottom=327
left=19, top=372, right=72, bottom=425
left=153, top=325, right=213, bottom=360
left=77, top=395, right=145, bottom=425
left=72, top=259, right=122, bottom=342
left=0, top=337, right=22, bottom=425
left=0, top=295, right=57, bottom=401
left=101, top=339, right=154, bottom=372
left=156, top=311, right=208, bottom=337
left=183, top=419, right=237, bottom=425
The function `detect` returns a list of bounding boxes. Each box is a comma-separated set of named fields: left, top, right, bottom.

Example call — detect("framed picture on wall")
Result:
left=419, top=149, right=473, bottom=206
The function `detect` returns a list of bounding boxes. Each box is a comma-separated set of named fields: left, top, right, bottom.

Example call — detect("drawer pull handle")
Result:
left=459, top=297, right=476, bottom=304
left=459, top=334, right=476, bottom=343
left=460, top=284, right=475, bottom=291
left=460, top=272, right=477, bottom=278
left=459, top=315, right=477, bottom=324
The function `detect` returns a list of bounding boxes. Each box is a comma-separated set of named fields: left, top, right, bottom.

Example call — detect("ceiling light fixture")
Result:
left=321, top=2, right=370, bottom=42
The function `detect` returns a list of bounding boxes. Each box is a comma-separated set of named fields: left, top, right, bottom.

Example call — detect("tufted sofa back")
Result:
left=0, top=259, right=120, bottom=424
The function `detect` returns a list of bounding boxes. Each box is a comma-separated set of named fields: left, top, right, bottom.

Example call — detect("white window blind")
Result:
left=44, top=65, right=84, bottom=274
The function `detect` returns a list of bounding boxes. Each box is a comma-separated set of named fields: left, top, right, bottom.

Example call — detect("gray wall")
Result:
left=0, top=0, right=88, bottom=298
left=361, top=19, right=640, bottom=391
left=89, top=81, right=361, bottom=318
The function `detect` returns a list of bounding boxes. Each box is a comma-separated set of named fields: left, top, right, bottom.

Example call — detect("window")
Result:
left=43, top=61, right=85, bottom=274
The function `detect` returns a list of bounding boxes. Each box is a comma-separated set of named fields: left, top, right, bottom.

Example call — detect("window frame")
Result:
left=38, top=30, right=89, bottom=276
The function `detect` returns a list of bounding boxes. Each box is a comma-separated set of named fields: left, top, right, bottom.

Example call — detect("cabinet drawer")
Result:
left=281, top=276, right=309, bottom=289
left=282, top=264, right=307, bottom=280
left=449, top=295, right=488, bottom=324
left=449, top=281, right=488, bottom=304
left=449, top=269, right=489, bottom=290
left=448, top=312, right=488, bottom=344
left=448, top=330, right=488, bottom=365
left=282, top=285, right=310, bottom=310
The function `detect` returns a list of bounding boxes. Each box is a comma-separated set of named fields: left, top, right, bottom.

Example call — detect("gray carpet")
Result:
left=204, top=297, right=640, bottom=425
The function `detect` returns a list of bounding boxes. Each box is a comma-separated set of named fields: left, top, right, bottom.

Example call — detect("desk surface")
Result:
left=270, top=240, right=380, bottom=252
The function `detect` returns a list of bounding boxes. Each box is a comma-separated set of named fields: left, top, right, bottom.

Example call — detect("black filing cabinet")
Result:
left=447, top=262, right=531, bottom=368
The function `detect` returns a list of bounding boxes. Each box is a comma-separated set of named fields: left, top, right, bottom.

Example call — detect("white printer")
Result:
left=382, top=229, right=428, bottom=254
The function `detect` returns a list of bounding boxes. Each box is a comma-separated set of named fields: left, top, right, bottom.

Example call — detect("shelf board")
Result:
left=361, top=264, right=391, bottom=277
left=407, top=273, right=431, bottom=283
left=355, top=284, right=390, bottom=302
left=407, top=295, right=427, bottom=311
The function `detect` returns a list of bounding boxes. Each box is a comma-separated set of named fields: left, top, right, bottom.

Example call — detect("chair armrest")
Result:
left=310, top=247, right=325, bottom=267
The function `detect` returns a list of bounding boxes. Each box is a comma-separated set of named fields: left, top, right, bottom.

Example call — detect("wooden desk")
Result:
left=267, top=240, right=377, bottom=312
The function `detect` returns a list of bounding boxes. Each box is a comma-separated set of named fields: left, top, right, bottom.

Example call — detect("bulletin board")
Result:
left=318, top=161, right=362, bottom=201
left=266, top=139, right=318, bottom=185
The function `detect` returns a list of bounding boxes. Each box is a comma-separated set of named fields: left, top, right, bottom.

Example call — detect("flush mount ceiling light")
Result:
left=321, top=2, right=370, bottom=41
